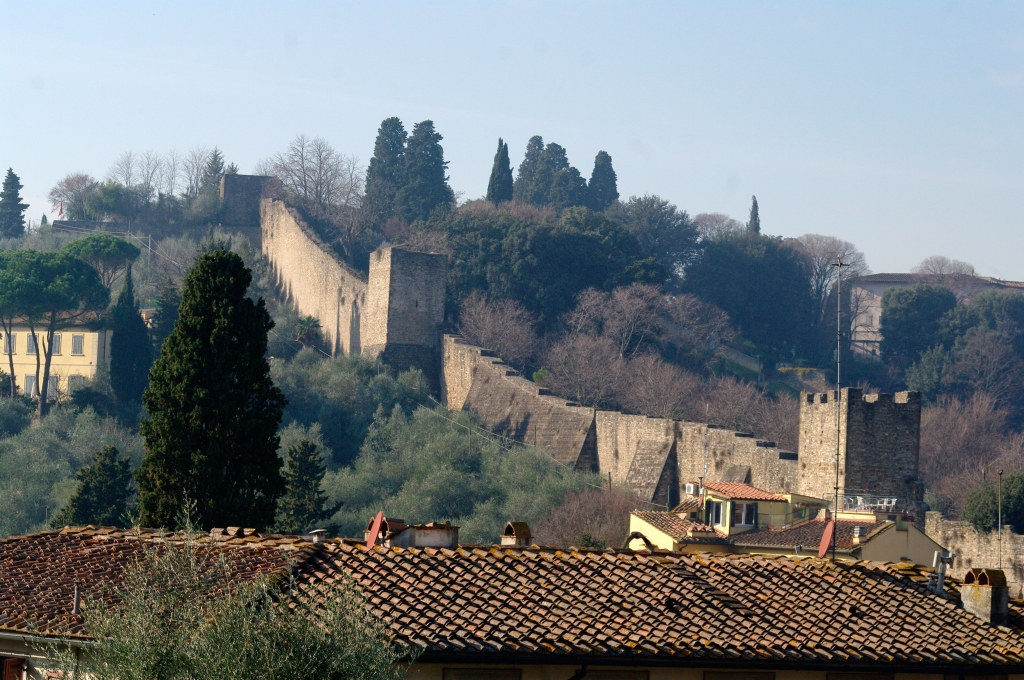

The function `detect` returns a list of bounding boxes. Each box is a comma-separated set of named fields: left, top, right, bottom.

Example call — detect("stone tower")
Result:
left=363, top=246, right=447, bottom=382
left=797, top=388, right=922, bottom=514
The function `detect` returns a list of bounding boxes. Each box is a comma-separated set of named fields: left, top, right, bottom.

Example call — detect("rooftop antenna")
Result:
left=831, top=256, right=850, bottom=563
left=999, top=469, right=1004, bottom=569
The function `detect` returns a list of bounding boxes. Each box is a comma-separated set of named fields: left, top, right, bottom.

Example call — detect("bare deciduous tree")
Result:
left=912, top=255, right=980, bottom=299
left=108, top=150, right=138, bottom=188
left=943, top=331, right=1024, bottom=410
left=48, top=173, right=98, bottom=219
left=137, top=150, right=164, bottom=202
left=619, top=354, right=703, bottom=419
left=457, top=292, right=537, bottom=371
left=182, top=146, right=211, bottom=205
left=542, top=334, right=624, bottom=409
left=693, top=212, right=743, bottom=241
left=532, top=487, right=638, bottom=548
left=161, top=149, right=182, bottom=197
left=604, top=284, right=664, bottom=358
left=791, top=234, right=870, bottom=331
left=662, top=293, right=736, bottom=368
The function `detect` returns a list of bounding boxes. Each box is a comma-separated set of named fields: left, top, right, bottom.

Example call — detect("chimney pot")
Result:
left=308, top=529, right=326, bottom=545
left=501, top=521, right=532, bottom=547
left=962, top=568, right=1009, bottom=625
left=72, top=582, right=81, bottom=616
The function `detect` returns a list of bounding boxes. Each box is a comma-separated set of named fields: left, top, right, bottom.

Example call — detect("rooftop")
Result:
left=701, top=481, right=788, bottom=501
left=4, top=526, right=1024, bottom=670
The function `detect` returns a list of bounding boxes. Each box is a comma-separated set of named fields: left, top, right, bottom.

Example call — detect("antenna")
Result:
left=831, top=256, right=850, bottom=562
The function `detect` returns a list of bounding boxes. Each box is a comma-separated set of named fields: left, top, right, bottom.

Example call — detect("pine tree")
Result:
left=485, top=138, right=514, bottom=205
left=200, top=148, right=226, bottom=192
left=586, top=151, right=619, bottom=212
left=512, top=136, right=544, bottom=203
left=41, top=214, right=48, bottom=226
left=0, top=169, right=29, bottom=238
left=275, top=439, right=342, bottom=534
left=151, top=282, right=180, bottom=351
left=136, top=250, right=286, bottom=530
left=393, top=120, right=455, bottom=223
left=747, top=195, right=760, bottom=234
left=363, top=117, right=408, bottom=228
left=50, top=446, right=132, bottom=528
left=110, top=264, right=152, bottom=404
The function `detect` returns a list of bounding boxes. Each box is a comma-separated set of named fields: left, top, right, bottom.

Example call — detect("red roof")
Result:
left=702, top=481, right=787, bottom=501
left=631, top=511, right=725, bottom=543
left=731, top=518, right=891, bottom=550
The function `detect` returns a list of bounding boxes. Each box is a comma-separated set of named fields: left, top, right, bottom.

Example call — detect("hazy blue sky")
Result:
left=1, top=2, right=1022, bottom=277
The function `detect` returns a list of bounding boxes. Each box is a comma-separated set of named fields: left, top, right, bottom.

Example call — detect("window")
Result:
left=71, top=334, right=84, bottom=355
left=46, top=376, right=57, bottom=400
left=26, top=333, right=37, bottom=355
left=708, top=501, right=724, bottom=526
left=732, top=502, right=757, bottom=526
left=2, top=333, right=12, bottom=354
left=50, top=334, right=61, bottom=355
left=705, top=674, right=775, bottom=680
left=68, top=374, right=85, bottom=393
left=443, top=671, right=521, bottom=680
left=24, top=375, right=36, bottom=398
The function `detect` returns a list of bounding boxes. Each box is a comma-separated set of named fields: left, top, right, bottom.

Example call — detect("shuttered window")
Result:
left=2, top=333, right=13, bottom=354
left=26, top=334, right=37, bottom=355
left=50, top=334, right=61, bottom=355
left=72, top=334, right=84, bottom=355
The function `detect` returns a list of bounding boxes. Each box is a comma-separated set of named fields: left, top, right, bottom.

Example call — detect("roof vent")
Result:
left=501, top=521, right=531, bottom=547
left=962, top=568, right=1009, bottom=625
left=307, top=529, right=326, bottom=545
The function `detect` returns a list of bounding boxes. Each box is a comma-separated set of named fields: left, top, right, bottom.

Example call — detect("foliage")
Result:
left=879, top=283, right=957, bottom=367
left=586, top=150, right=618, bottom=212
left=323, top=406, right=597, bottom=543
left=294, top=315, right=321, bottom=347
left=137, top=250, right=286, bottom=530
left=49, top=446, right=132, bottom=528
left=439, top=202, right=661, bottom=328
left=0, top=169, right=29, bottom=238
left=61, top=233, right=141, bottom=288
left=0, top=406, right=144, bottom=537
left=275, top=439, right=341, bottom=534
left=961, top=472, right=1024, bottom=533
left=110, top=264, right=153, bottom=404
left=746, top=195, right=760, bottom=234
left=532, top=487, right=636, bottom=548
left=393, top=120, right=454, bottom=223
left=271, top=349, right=429, bottom=467
left=363, top=117, right=408, bottom=229
left=609, top=194, right=698, bottom=283
left=51, top=529, right=408, bottom=680
left=485, top=138, right=513, bottom=205
left=150, top=281, right=181, bottom=350
left=682, top=231, right=813, bottom=358
left=512, top=136, right=545, bottom=203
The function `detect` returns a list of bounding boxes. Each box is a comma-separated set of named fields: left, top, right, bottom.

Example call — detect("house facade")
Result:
left=3, top=526, right=1024, bottom=679
left=0, top=326, right=111, bottom=399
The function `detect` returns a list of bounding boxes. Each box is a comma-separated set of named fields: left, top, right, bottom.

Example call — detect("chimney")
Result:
left=71, top=583, right=81, bottom=616
left=501, top=521, right=531, bottom=547
left=852, top=526, right=867, bottom=544
left=366, top=516, right=459, bottom=548
left=307, top=529, right=326, bottom=545
left=962, top=568, right=1009, bottom=625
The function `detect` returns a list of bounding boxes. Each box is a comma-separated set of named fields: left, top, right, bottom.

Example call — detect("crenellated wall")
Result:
left=261, top=199, right=367, bottom=355
left=925, top=511, right=1024, bottom=596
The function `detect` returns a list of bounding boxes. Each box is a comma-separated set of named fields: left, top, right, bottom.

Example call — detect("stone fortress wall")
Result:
left=926, top=512, right=1024, bottom=596
left=260, top=197, right=446, bottom=374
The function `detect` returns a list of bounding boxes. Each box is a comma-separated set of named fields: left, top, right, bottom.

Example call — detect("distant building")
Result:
left=850, top=272, right=1024, bottom=359
left=0, top=325, right=112, bottom=399
left=630, top=480, right=944, bottom=565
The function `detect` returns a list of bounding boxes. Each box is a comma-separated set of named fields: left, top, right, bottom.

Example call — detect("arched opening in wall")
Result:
left=350, top=298, right=361, bottom=356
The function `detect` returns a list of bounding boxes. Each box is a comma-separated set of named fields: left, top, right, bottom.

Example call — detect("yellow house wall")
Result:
left=0, top=326, right=110, bottom=396
left=629, top=515, right=678, bottom=551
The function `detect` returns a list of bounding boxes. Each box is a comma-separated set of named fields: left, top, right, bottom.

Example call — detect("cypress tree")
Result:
left=110, top=264, right=152, bottom=404
left=136, top=250, right=286, bottom=530
left=50, top=446, right=132, bottom=528
left=151, top=281, right=180, bottom=351
left=393, top=120, right=455, bottom=223
left=586, top=151, right=619, bottom=212
left=512, top=136, right=544, bottom=203
left=0, top=168, right=29, bottom=238
left=363, top=117, right=408, bottom=228
left=747, top=195, right=760, bottom=234
left=485, top=138, right=514, bottom=205
left=547, top=165, right=588, bottom=213
left=275, top=439, right=342, bottom=534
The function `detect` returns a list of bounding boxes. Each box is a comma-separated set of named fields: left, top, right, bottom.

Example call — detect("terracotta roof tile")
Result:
left=702, top=481, right=787, bottom=501
left=4, top=527, right=1024, bottom=671
left=732, top=518, right=891, bottom=550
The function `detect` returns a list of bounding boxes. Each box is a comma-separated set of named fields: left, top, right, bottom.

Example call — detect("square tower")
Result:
left=797, top=388, right=922, bottom=515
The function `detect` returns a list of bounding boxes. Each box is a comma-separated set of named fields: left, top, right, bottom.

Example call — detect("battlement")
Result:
left=803, top=389, right=920, bottom=407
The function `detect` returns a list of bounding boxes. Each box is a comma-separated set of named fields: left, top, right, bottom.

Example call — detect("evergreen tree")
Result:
left=393, top=120, right=454, bottom=223
left=522, top=142, right=570, bottom=206
left=136, top=250, right=287, bottom=530
left=50, top=446, right=132, bottom=528
left=41, top=214, right=48, bottom=226
left=0, top=168, right=29, bottom=238
left=110, top=264, right=152, bottom=404
left=512, top=136, right=544, bottom=203
left=485, top=138, right=514, bottom=205
left=275, top=439, right=342, bottom=534
left=586, top=151, right=619, bottom=212
left=200, top=148, right=226, bottom=192
left=547, top=165, right=588, bottom=213
left=151, top=281, right=180, bottom=350
left=363, top=117, right=408, bottom=228
left=747, top=195, right=760, bottom=234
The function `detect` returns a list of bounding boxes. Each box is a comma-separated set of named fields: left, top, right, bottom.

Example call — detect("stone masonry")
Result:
left=926, top=511, right=1024, bottom=597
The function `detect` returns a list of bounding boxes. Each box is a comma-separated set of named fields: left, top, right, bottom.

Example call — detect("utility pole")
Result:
left=831, top=256, right=850, bottom=563
left=999, top=469, right=1004, bottom=569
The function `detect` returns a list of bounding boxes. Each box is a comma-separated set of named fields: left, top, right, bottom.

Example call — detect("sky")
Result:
left=1, top=1, right=1022, bottom=278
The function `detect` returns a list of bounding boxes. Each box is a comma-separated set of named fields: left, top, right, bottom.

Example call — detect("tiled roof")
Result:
left=702, top=481, right=787, bottom=501
left=731, top=518, right=891, bottom=550
left=6, top=527, right=1024, bottom=670
left=631, top=511, right=725, bottom=544
left=0, top=526, right=311, bottom=638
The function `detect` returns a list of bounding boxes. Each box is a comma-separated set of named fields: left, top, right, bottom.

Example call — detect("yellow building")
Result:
left=0, top=325, right=112, bottom=399
left=630, top=480, right=945, bottom=566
